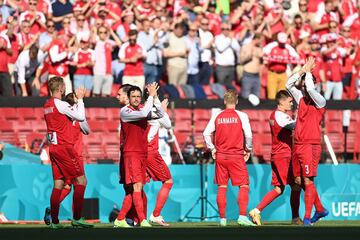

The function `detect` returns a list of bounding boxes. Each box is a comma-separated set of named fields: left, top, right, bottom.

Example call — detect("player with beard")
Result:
left=286, top=57, right=328, bottom=226
left=43, top=77, right=93, bottom=228
left=114, top=83, right=158, bottom=228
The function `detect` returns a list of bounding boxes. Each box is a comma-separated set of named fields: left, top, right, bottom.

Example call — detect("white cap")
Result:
left=277, top=32, right=288, bottom=44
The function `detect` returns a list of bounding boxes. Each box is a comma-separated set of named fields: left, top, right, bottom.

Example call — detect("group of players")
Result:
left=43, top=77, right=173, bottom=228
left=43, top=57, right=328, bottom=228
left=203, top=57, right=328, bottom=226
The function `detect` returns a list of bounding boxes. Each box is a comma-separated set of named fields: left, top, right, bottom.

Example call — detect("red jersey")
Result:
left=0, top=34, right=11, bottom=72
left=17, top=32, right=35, bottom=49
left=321, top=46, right=347, bottom=82
left=341, top=0, right=357, bottom=19
left=269, top=109, right=294, bottom=158
left=314, top=11, right=338, bottom=36
left=19, top=11, right=46, bottom=34
left=73, top=48, right=95, bottom=75
left=307, top=0, right=323, bottom=13
left=120, top=97, right=154, bottom=153
left=203, top=109, right=252, bottom=159
left=44, top=97, right=85, bottom=146
left=263, top=42, right=300, bottom=73
left=119, top=42, right=146, bottom=76
left=7, top=33, right=20, bottom=64
left=338, top=35, right=355, bottom=73
left=48, top=39, right=69, bottom=77
left=294, top=97, right=325, bottom=145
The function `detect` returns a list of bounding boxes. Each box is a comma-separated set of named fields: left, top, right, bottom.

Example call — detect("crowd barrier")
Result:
left=0, top=164, right=359, bottom=222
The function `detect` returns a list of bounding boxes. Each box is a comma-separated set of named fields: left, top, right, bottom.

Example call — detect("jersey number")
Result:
left=304, top=165, right=310, bottom=175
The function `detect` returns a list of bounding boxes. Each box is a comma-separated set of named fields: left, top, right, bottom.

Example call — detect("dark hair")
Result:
left=174, top=22, right=185, bottom=30
left=128, top=29, right=138, bottom=36
left=119, top=84, right=133, bottom=94
left=275, top=90, right=292, bottom=105
left=64, top=92, right=76, bottom=106
left=29, top=44, right=39, bottom=56
left=127, top=85, right=142, bottom=98
left=294, top=14, right=302, bottom=20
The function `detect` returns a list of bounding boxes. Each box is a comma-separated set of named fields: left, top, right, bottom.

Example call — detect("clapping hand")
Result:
left=146, top=82, right=159, bottom=97
left=75, top=86, right=86, bottom=100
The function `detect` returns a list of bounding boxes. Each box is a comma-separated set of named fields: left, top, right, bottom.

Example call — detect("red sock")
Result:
left=304, top=183, right=316, bottom=219
left=238, top=187, right=249, bottom=216
left=216, top=187, right=227, bottom=218
left=118, top=194, right=133, bottom=220
left=142, top=190, right=148, bottom=219
left=133, top=191, right=145, bottom=222
left=50, top=188, right=62, bottom=224
left=59, top=187, right=71, bottom=203
left=153, top=182, right=173, bottom=217
left=257, top=189, right=281, bottom=212
left=314, top=189, right=325, bottom=213
left=290, top=190, right=301, bottom=219
left=72, top=184, right=85, bottom=220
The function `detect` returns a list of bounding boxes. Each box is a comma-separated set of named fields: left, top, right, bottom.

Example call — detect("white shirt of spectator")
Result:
left=214, top=34, right=241, bottom=66
left=15, top=49, right=44, bottom=84
left=199, top=28, right=214, bottom=63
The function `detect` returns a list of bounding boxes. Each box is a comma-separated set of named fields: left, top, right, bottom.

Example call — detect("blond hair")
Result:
left=48, top=76, right=64, bottom=94
left=224, top=89, right=238, bottom=105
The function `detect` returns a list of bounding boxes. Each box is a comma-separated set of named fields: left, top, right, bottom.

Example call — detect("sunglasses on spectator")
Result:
left=342, top=29, right=350, bottom=32
left=201, top=22, right=208, bottom=25
left=47, top=24, right=55, bottom=28
left=77, top=18, right=85, bottom=22
left=221, top=28, right=230, bottom=30
left=143, top=1, right=151, bottom=4
left=189, top=29, right=197, bottom=32
left=299, top=3, right=307, bottom=7
left=29, top=2, right=37, bottom=6
left=63, top=21, right=70, bottom=24
left=330, top=25, right=337, bottom=28
left=99, top=31, right=107, bottom=34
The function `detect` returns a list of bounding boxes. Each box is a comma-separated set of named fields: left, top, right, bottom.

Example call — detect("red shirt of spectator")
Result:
left=266, top=3, right=287, bottom=35
left=341, top=0, right=357, bottom=20
left=119, top=41, right=146, bottom=76
left=206, top=12, right=222, bottom=36
left=136, top=1, right=154, bottom=19
left=36, top=0, right=53, bottom=16
left=6, top=32, right=20, bottom=64
left=19, top=2, right=46, bottom=35
left=73, top=47, right=95, bottom=75
left=338, top=34, right=355, bottom=74
left=307, top=0, right=323, bottom=13
left=48, top=38, right=69, bottom=77
left=343, top=12, right=360, bottom=41
left=0, top=34, right=11, bottom=72
left=314, top=1, right=338, bottom=37
left=263, top=33, right=300, bottom=73
left=321, top=37, right=347, bottom=82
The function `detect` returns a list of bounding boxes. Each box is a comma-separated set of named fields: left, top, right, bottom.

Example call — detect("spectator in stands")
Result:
left=135, top=0, right=154, bottom=21
left=39, top=19, right=56, bottom=53
left=198, top=18, right=214, bottom=85
left=17, top=20, right=38, bottom=51
left=71, top=37, right=95, bottom=97
left=265, top=0, right=288, bottom=37
left=59, top=16, right=73, bottom=37
left=288, top=14, right=312, bottom=46
left=52, top=0, right=74, bottom=31
left=93, top=25, right=121, bottom=97
left=321, top=33, right=347, bottom=100
left=185, top=23, right=201, bottom=85
left=19, top=0, right=46, bottom=35
left=214, top=22, right=240, bottom=90
left=239, top=33, right=263, bottom=99
left=137, top=19, right=162, bottom=85
left=48, top=34, right=75, bottom=95
left=343, top=0, right=360, bottom=40
left=163, top=22, right=188, bottom=85
left=313, top=0, right=338, bottom=37
left=298, top=0, right=311, bottom=24
left=15, top=44, right=43, bottom=96
left=0, top=31, right=12, bottom=96
left=119, top=29, right=146, bottom=91
left=4, top=16, right=20, bottom=95
left=328, top=20, right=339, bottom=34
left=338, top=26, right=356, bottom=99
left=263, top=32, right=299, bottom=100
left=71, top=14, right=90, bottom=44
left=0, top=0, right=14, bottom=24
left=116, top=10, right=137, bottom=43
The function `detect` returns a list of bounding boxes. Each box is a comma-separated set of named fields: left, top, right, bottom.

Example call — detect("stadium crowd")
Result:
left=0, top=0, right=360, bottom=100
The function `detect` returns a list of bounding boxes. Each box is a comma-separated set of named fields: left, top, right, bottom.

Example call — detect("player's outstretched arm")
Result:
left=80, top=120, right=90, bottom=135
left=285, top=72, right=303, bottom=104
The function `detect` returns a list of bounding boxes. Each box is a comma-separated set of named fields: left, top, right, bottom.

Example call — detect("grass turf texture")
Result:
left=0, top=221, right=360, bottom=240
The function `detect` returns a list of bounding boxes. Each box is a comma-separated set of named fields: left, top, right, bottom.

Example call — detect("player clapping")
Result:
left=286, top=57, right=328, bottom=226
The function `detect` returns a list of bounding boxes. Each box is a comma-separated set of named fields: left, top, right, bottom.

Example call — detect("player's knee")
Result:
left=275, top=186, right=285, bottom=194
left=294, top=177, right=302, bottom=186
left=164, top=180, right=173, bottom=189
left=75, top=175, right=87, bottom=186
left=240, top=185, right=249, bottom=189
left=133, top=182, right=143, bottom=192
left=303, top=177, right=313, bottom=185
